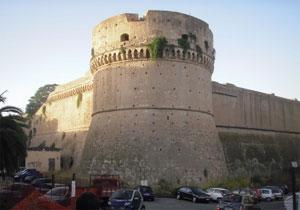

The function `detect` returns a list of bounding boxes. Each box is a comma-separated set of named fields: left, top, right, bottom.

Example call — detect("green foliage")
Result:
left=196, top=45, right=203, bottom=55
left=77, top=93, right=83, bottom=108
left=42, top=106, right=46, bottom=116
left=0, top=91, right=27, bottom=175
left=203, top=177, right=251, bottom=190
left=26, top=84, right=57, bottom=117
left=154, top=179, right=178, bottom=197
left=148, top=37, right=168, bottom=59
left=177, top=35, right=190, bottom=54
left=120, top=45, right=126, bottom=54
left=37, top=141, right=46, bottom=149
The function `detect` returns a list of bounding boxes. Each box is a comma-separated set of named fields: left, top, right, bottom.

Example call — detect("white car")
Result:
left=284, top=193, right=300, bottom=210
left=260, top=188, right=275, bottom=201
left=206, top=188, right=230, bottom=201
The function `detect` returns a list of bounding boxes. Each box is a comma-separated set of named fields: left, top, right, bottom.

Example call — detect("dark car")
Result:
left=31, top=178, right=52, bottom=193
left=135, top=185, right=155, bottom=201
left=14, top=168, right=42, bottom=182
left=0, top=183, right=35, bottom=210
left=42, top=186, right=71, bottom=206
left=176, top=186, right=211, bottom=203
left=217, top=194, right=261, bottom=210
left=108, top=189, right=145, bottom=210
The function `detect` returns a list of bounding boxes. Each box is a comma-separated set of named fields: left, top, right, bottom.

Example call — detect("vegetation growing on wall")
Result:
left=26, top=84, right=57, bottom=117
left=77, top=93, right=82, bottom=108
left=177, top=35, right=190, bottom=54
left=120, top=45, right=126, bottom=54
left=42, top=106, right=46, bottom=116
left=148, top=37, right=168, bottom=59
left=196, top=45, right=203, bottom=56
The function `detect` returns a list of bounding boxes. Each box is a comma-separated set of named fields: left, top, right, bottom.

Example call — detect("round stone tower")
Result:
left=80, top=10, right=227, bottom=185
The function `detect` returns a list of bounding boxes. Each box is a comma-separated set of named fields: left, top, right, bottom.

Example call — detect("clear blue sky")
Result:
left=1, top=0, right=299, bottom=110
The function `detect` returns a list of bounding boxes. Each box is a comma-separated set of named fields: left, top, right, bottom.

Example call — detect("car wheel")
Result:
left=176, top=194, right=181, bottom=200
left=141, top=205, right=145, bottom=210
left=192, top=197, right=197, bottom=203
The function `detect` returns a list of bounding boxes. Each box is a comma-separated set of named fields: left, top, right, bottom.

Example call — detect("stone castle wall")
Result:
left=30, top=73, right=93, bottom=168
left=212, top=82, right=300, bottom=176
left=80, top=10, right=227, bottom=185
left=29, top=10, right=300, bottom=185
left=212, top=82, right=300, bottom=133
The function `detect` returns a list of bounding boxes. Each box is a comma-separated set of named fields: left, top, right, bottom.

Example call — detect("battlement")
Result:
left=90, top=45, right=214, bottom=74
left=91, top=10, right=215, bottom=61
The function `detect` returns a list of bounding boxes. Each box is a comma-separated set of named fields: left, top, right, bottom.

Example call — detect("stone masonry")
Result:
left=30, top=10, right=300, bottom=186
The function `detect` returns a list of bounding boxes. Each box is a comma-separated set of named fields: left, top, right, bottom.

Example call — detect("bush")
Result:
left=203, top=177, right=251, bottom=190
left=177, top=35, right=190, bottom=54
left=148, top=37, right=168, bottom=59
left=154, top=179, right=177, bottom=197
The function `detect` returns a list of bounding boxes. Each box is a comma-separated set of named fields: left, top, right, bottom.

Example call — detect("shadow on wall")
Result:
left=29, top=115, right=87, bottom=171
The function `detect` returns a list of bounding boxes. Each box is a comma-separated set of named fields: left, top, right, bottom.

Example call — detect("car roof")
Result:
left=209, top=188, right=228, bottom=190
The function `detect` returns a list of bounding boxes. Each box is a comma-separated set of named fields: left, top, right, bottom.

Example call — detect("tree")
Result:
left=0, top=91, right=27, bottom=177
left=26, top=84, right=57, bottom=117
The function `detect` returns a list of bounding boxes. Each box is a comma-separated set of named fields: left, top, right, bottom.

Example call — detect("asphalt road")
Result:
left=143, top=198, right=284, bottom=210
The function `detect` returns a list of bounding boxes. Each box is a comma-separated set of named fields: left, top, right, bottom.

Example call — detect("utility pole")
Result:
left=291, top=161, right=298, bottom=210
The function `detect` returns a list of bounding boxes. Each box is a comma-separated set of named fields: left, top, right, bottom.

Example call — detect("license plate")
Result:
left=225, top=208, right=232, bottom=210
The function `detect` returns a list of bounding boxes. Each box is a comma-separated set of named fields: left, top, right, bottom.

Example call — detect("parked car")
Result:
left=31, top=178, right=53, bottom=193
left=217, top=194, right=261, bottom=210
left=284, top=192, right=300, bottom=210
left=107, top=189, right=145, bottom=210
left=92, top=174, right=121, bottom=206
left=0, top=183, right=35, bottom=210
left=259, top=188, right=275, bottom=201
left=232, top=188, right=261, bottom=202
left=135, top=185, right=155, bottom=201
left=262, top=186, right=283, bottom=200
left=14, top=168, right=42, bottom=182
left=41, top=186, right=71, bottom=206
left=207, top=188, right=230, bottom=201
left=176, top=186, right=211, bottom=203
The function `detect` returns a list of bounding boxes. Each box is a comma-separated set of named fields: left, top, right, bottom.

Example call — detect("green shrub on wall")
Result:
left=42, top=106, right=46, bottom=116
left=177, top=35, right=190, bottom=54
left=77, top=93, right=83, bottom=108
left=148, top=37, right=168, bottom=59
left=120, top=45, right=126, bottom=54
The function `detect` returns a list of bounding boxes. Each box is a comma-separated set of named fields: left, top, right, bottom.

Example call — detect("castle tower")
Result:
left=80, top=10, right=227, bottom=185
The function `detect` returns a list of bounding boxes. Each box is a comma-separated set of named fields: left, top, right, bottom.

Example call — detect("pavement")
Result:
left=143, top=198, right=284, bottom=210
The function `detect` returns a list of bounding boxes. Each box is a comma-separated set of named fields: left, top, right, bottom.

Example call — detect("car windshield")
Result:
left=192, top=188, right=206, bottom=194
left=111, top=190, right=133, bottom=200
left=46, top=187, right=69, bottom=196
left=223, top=194, right=242, bottom=203
left=140, top=186, right=152, bottom=193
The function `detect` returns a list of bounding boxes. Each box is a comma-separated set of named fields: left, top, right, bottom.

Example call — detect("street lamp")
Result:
left=291, top=161, right=298, bottom=210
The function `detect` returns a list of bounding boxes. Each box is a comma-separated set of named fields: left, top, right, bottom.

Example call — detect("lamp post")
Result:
left=291, top=161, right=298, bottom=210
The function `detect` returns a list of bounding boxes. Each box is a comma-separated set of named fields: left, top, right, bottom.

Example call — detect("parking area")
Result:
left=143, top=198, right=284, bottom=210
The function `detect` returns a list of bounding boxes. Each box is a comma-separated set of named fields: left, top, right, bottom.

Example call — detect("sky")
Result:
left=0, top=0, right=299, bottom=111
